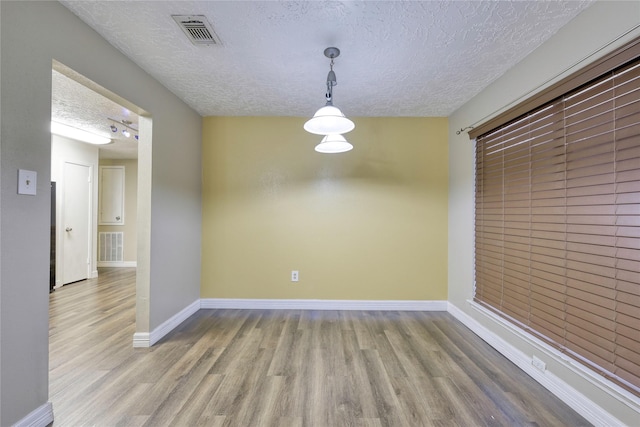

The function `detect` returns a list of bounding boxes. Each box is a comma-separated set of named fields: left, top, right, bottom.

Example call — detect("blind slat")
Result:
left=474, top=49, right=640, bottom=396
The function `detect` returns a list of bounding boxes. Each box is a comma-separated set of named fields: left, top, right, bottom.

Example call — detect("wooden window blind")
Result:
left=474, top=56, right=640, bottom=396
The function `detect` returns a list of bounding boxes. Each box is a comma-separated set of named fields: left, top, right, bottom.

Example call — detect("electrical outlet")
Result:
left=291, top=270, right=299, bottom=282
left=532, top=355, right=546, bottom=372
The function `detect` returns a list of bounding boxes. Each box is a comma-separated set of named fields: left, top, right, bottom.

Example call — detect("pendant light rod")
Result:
left=324, top=47, right=339, bottom=105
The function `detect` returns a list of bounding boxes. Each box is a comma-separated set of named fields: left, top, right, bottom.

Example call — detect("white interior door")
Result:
left=63, top=162, right=91, bottom=284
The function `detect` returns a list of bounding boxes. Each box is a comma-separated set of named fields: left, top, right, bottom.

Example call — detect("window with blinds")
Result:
left=474, top=56, right=640, bottom=396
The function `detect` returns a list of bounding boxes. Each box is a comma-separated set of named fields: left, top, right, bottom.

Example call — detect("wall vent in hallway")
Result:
left=99, top=232, right=124, bottom=262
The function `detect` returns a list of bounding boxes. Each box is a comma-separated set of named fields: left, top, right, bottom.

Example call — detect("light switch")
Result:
left=18, top=169, right=37, bottom=195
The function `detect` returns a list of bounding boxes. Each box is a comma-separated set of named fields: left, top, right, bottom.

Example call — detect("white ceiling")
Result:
left=52, top=0, right=595, bottom=158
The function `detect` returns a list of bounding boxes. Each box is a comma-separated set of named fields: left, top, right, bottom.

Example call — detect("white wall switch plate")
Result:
left=18, top=169, right=37, bottom=195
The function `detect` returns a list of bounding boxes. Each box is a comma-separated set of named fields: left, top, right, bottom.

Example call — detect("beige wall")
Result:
left=448, top=1, right=640, bottom=423
left=202, top=117, right=448, bottom=301
left=99, top=159, right=138, bottom=263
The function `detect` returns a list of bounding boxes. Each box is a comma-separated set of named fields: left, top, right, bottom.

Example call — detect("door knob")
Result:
left=116, top=216, right=121, bottom=221
left=65, top=227, right=72, bottom=232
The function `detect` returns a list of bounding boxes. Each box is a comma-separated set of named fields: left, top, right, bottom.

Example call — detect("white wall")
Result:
left=448, top=1, right=640, bottom=424
left=51, top=135, right=100, bottom=284
left=99, top=159, right=138, bottom=265
left=0, top=1, right=202, bottom=425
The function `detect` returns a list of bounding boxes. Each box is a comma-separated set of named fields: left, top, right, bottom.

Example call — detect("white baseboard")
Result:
left=132, top=331, right=151, bottom=348
left=132, top=299, right=443, bottom=348
left=13, top=402, right=53, bottom=427
left=132, top=299, right=200, bottom=348
left=200, top=298, right=447, bottom=311
left=447, top=302, right=633, bottom=427
left=98, top=261, right=137, bottom=268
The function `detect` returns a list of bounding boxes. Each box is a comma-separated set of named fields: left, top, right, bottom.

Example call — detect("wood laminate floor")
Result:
left=49, top=268, right=590, bottom=426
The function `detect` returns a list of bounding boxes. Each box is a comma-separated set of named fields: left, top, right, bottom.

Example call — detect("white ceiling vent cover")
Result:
left=172, top=15, right=220, bottom=46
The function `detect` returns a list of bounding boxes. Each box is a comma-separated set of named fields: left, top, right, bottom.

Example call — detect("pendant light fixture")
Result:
left=304, top=47, right=355, bottom=151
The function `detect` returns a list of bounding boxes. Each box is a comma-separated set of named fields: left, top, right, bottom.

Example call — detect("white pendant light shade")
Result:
left=304, top=105, right=355, bottom=135
left=315, top=134, right=353, bottom=154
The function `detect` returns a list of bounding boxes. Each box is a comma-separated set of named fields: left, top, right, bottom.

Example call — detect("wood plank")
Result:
left=49, top=268, right=591, bottom=426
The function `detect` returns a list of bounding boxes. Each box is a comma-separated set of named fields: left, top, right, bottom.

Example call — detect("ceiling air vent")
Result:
left=172, top=15, right=220, bottom=46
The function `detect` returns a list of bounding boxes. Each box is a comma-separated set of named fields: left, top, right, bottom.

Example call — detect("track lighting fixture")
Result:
left=108, top=118, right=138, bottom=140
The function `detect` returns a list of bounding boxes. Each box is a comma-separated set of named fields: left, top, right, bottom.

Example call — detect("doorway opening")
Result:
left=49, top=59, right=151, bottom=348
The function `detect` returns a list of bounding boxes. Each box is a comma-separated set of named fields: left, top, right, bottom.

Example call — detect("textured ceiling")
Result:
left=58, top=0, right=594, bottom=118
left=52, top=1, right=594, bottom=158
left=52, top=68, right=139, bottom=159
